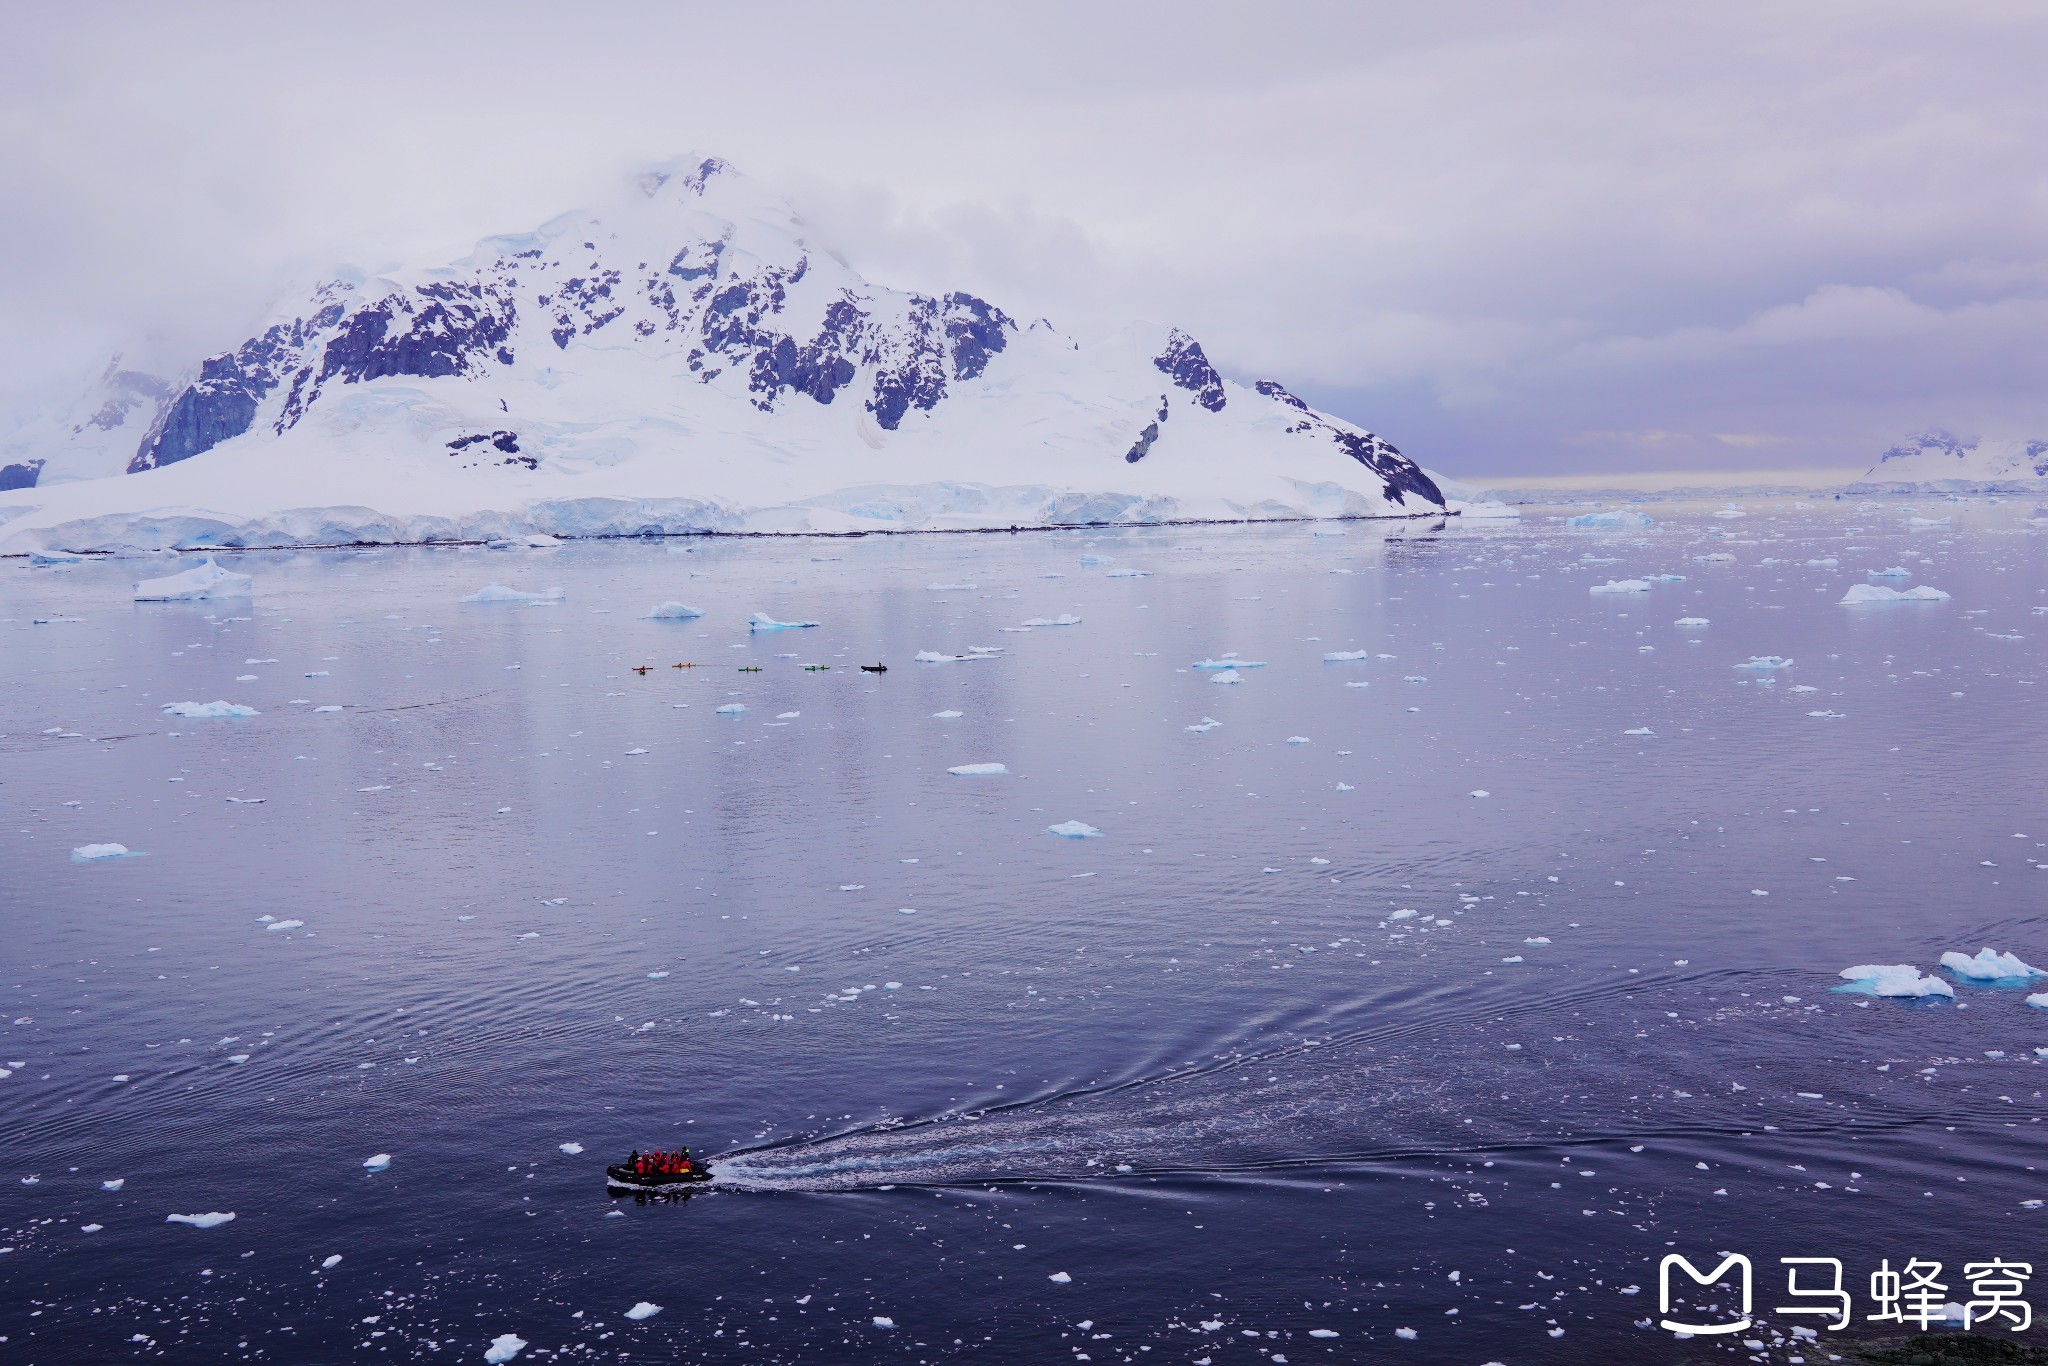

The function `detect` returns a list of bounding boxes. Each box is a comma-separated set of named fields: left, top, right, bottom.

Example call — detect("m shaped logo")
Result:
left=1659, top=1253, right=1754, bottom=1335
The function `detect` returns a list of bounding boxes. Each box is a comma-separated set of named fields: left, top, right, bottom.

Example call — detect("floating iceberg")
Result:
left=1622, top=727, right=1655, bottom=736
left=1805, top=557, right=1840, bottom=568
left=1192, top=658, right=1264, bottom=669
left=1939, top=948, right=2046, bottom=983
left=1834, top=964, right=1954, bottom=999
left=1105, top=568, right=1151, bottom=578
left=484, top=1334, right=528, bottom=1364
left=1286, top=736, right=1310, bottom=745
left=915, top=651, right=981, bottom=663
left=132, top=556, right=253, bottom=602
left=162, top=700, right=260, bottom=718
left=931, top=710, right=963, bottom=718
left=644, top=601, right=704, bottom=620
left=2029, top=993, right=2048, bottom=1010
left=1185, top=717, right=1222, bottom=732
left=624, top=1303, right=662, bottom=1321
left=748, top=612, right=819, bottom=631
left=1021, top=614, right=1082, bottom=627
left=462, top=583, right=563, bottom=604
left=1323, top=650, right=1370, bottom=662
left=947, top=763, right=1008, bottom=776
left=1734, top=656, right=1793, bottom=671
left=714, top=703, right=747, bottom=715
left=166, top=1212, right=236, bottom=1228
left=29, top=548, right=87, bottom=565
left=71, top=843, right=136, bottom=861
left=1674, top=617, right=1710, bottom=628
left=1869, top=566, right=1911, bottom=578
left=1841, top=584, right=1950, bottom=605
left=1210, top=669, right=1243, bottom=684
left=1566, top=509, right=1654, bottom=529
left=265, top=919, right=304, bottom=932
left=1590, top=579, right=1652, bottom=594
left=363, top=1153, right=392, bottom=1172
left=1046, top=820, right=1102, bottom=839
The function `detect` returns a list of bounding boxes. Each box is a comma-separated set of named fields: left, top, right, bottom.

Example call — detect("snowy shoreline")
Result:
left=0, top=496, right=1459, bottom=558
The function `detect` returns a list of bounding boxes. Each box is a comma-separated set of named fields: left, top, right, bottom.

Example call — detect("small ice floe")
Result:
left=1590, top=579, right=1652, bottom=594
left=624, top=1302, right=662, bottom=1320
left=1192, top=657, right=1264, bottom=669
left=102, top=1178, right=124, bottom=1191
left=915, top=651, right=980, bottom=664
left=1210, top=670, right=1243, bottom=684
left=1940, top=948, right=2046, bottom=984
left=313, top=705, right=342, bottom=714
left=133, top=557, right=253, bottom=602
left=777, top=711, right=800, bottom=719
left=1336, top=782, right=1354, bottom=791
left=1622, top=727, right=1655, bottom=736
left=1841, top=584, right=1950, bottom=604
left=265, top=920, right=304, bottom=932
left=1046, top=821, right=1102, bottom=839
left=1048, top=1271, right=1073, bottom=1284
left=71, top=844, right=137, bottom=862
left=1323, top=650, right=1369, bottom=662
left=873, top=1316, right=897, bottom=1329
left=1079, top=554, right=1112, bottom=565
left=166, top=1212, right=236, bottom=1228
left=362, top=1154, right=392, bottom=1172
left=931, top=710, right=963, bottom=718
left=644, top=601, right=703, bottom=620
left=1286, top=736, right=1310, bottom=745
left=749, top=613, right=818, bottom=631
left=1186, top=717, right=1222, bottom=732
left=624, top=748, right=648, bottom=756
left=1834, top=964, right=1954, bottom=998
left=1566, top=510, right=1653, bottom=529
left=559, top=1142, right=583, bottom=1155
left=226, top=796, right=265, bottom=804
left=1674, top=617, right=1709, bottom=628
left=162, top=700, right=259, bottom=718
left=1907, top=516, right=1950, bottom=528
left=320, top=1254, right=342, bottom=1269
left=461, top=583, right=563, bottom=604
left=926, top=582, right=977, bottom=592
left=484, top=1334, right=528, bottom=1364
left=1734, top=656, right=1793, bottom=671
left=1022, top=615, right=1082, bottom=627
left=714, top=703, right=747, bottom=715
left=1870, top=565, right=1911, bottom=578
left=947, top=763, right=1008, bottom=776
left=1469, top=789, right=1490, bottom=798
left=1394, top=1326, right=1418, bottom=1339
left=1105, top=568, right=1150, bottom=578
left=2028, top=993, right=2048, bottom=1009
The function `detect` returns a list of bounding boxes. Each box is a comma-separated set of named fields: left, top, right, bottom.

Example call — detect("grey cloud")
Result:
left=2, top=0, right=2043, bottom=476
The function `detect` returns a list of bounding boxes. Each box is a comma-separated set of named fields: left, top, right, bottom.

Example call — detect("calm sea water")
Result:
left=3, top=502, right=2046, bottom=1363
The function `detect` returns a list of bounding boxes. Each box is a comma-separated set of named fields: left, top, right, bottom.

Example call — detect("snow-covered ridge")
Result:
left=0, top=155, right=1445, bottom=553
left=1845, top=430, right=2048, bottom=494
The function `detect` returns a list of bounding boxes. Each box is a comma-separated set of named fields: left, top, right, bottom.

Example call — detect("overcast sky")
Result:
left=3, top=1, right=2043, bottom=477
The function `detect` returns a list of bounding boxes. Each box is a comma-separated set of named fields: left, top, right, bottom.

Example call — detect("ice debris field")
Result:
left=4, top=497, right=2048, bottom=1363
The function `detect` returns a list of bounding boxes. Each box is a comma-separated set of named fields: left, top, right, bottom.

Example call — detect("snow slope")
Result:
left=0, top=156, right=1445, bottom=553
left=1845, top=430, right=2048, bottom=494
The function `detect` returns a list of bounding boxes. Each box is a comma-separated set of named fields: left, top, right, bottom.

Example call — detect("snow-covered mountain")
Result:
left=0, top=156, right=1447, bottom=552
left=1845, top=430, right=2048, bottom=494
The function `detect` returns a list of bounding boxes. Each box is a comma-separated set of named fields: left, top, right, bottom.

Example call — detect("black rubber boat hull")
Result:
left=606, top=1163, right=713, bottom=1192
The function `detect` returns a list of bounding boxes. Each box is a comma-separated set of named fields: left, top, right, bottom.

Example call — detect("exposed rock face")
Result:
left=0, top=459, right=43, bottom=491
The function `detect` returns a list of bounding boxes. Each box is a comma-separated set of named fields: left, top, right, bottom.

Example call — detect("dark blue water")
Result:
left=4, top=503, right=2046, bottom=1362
